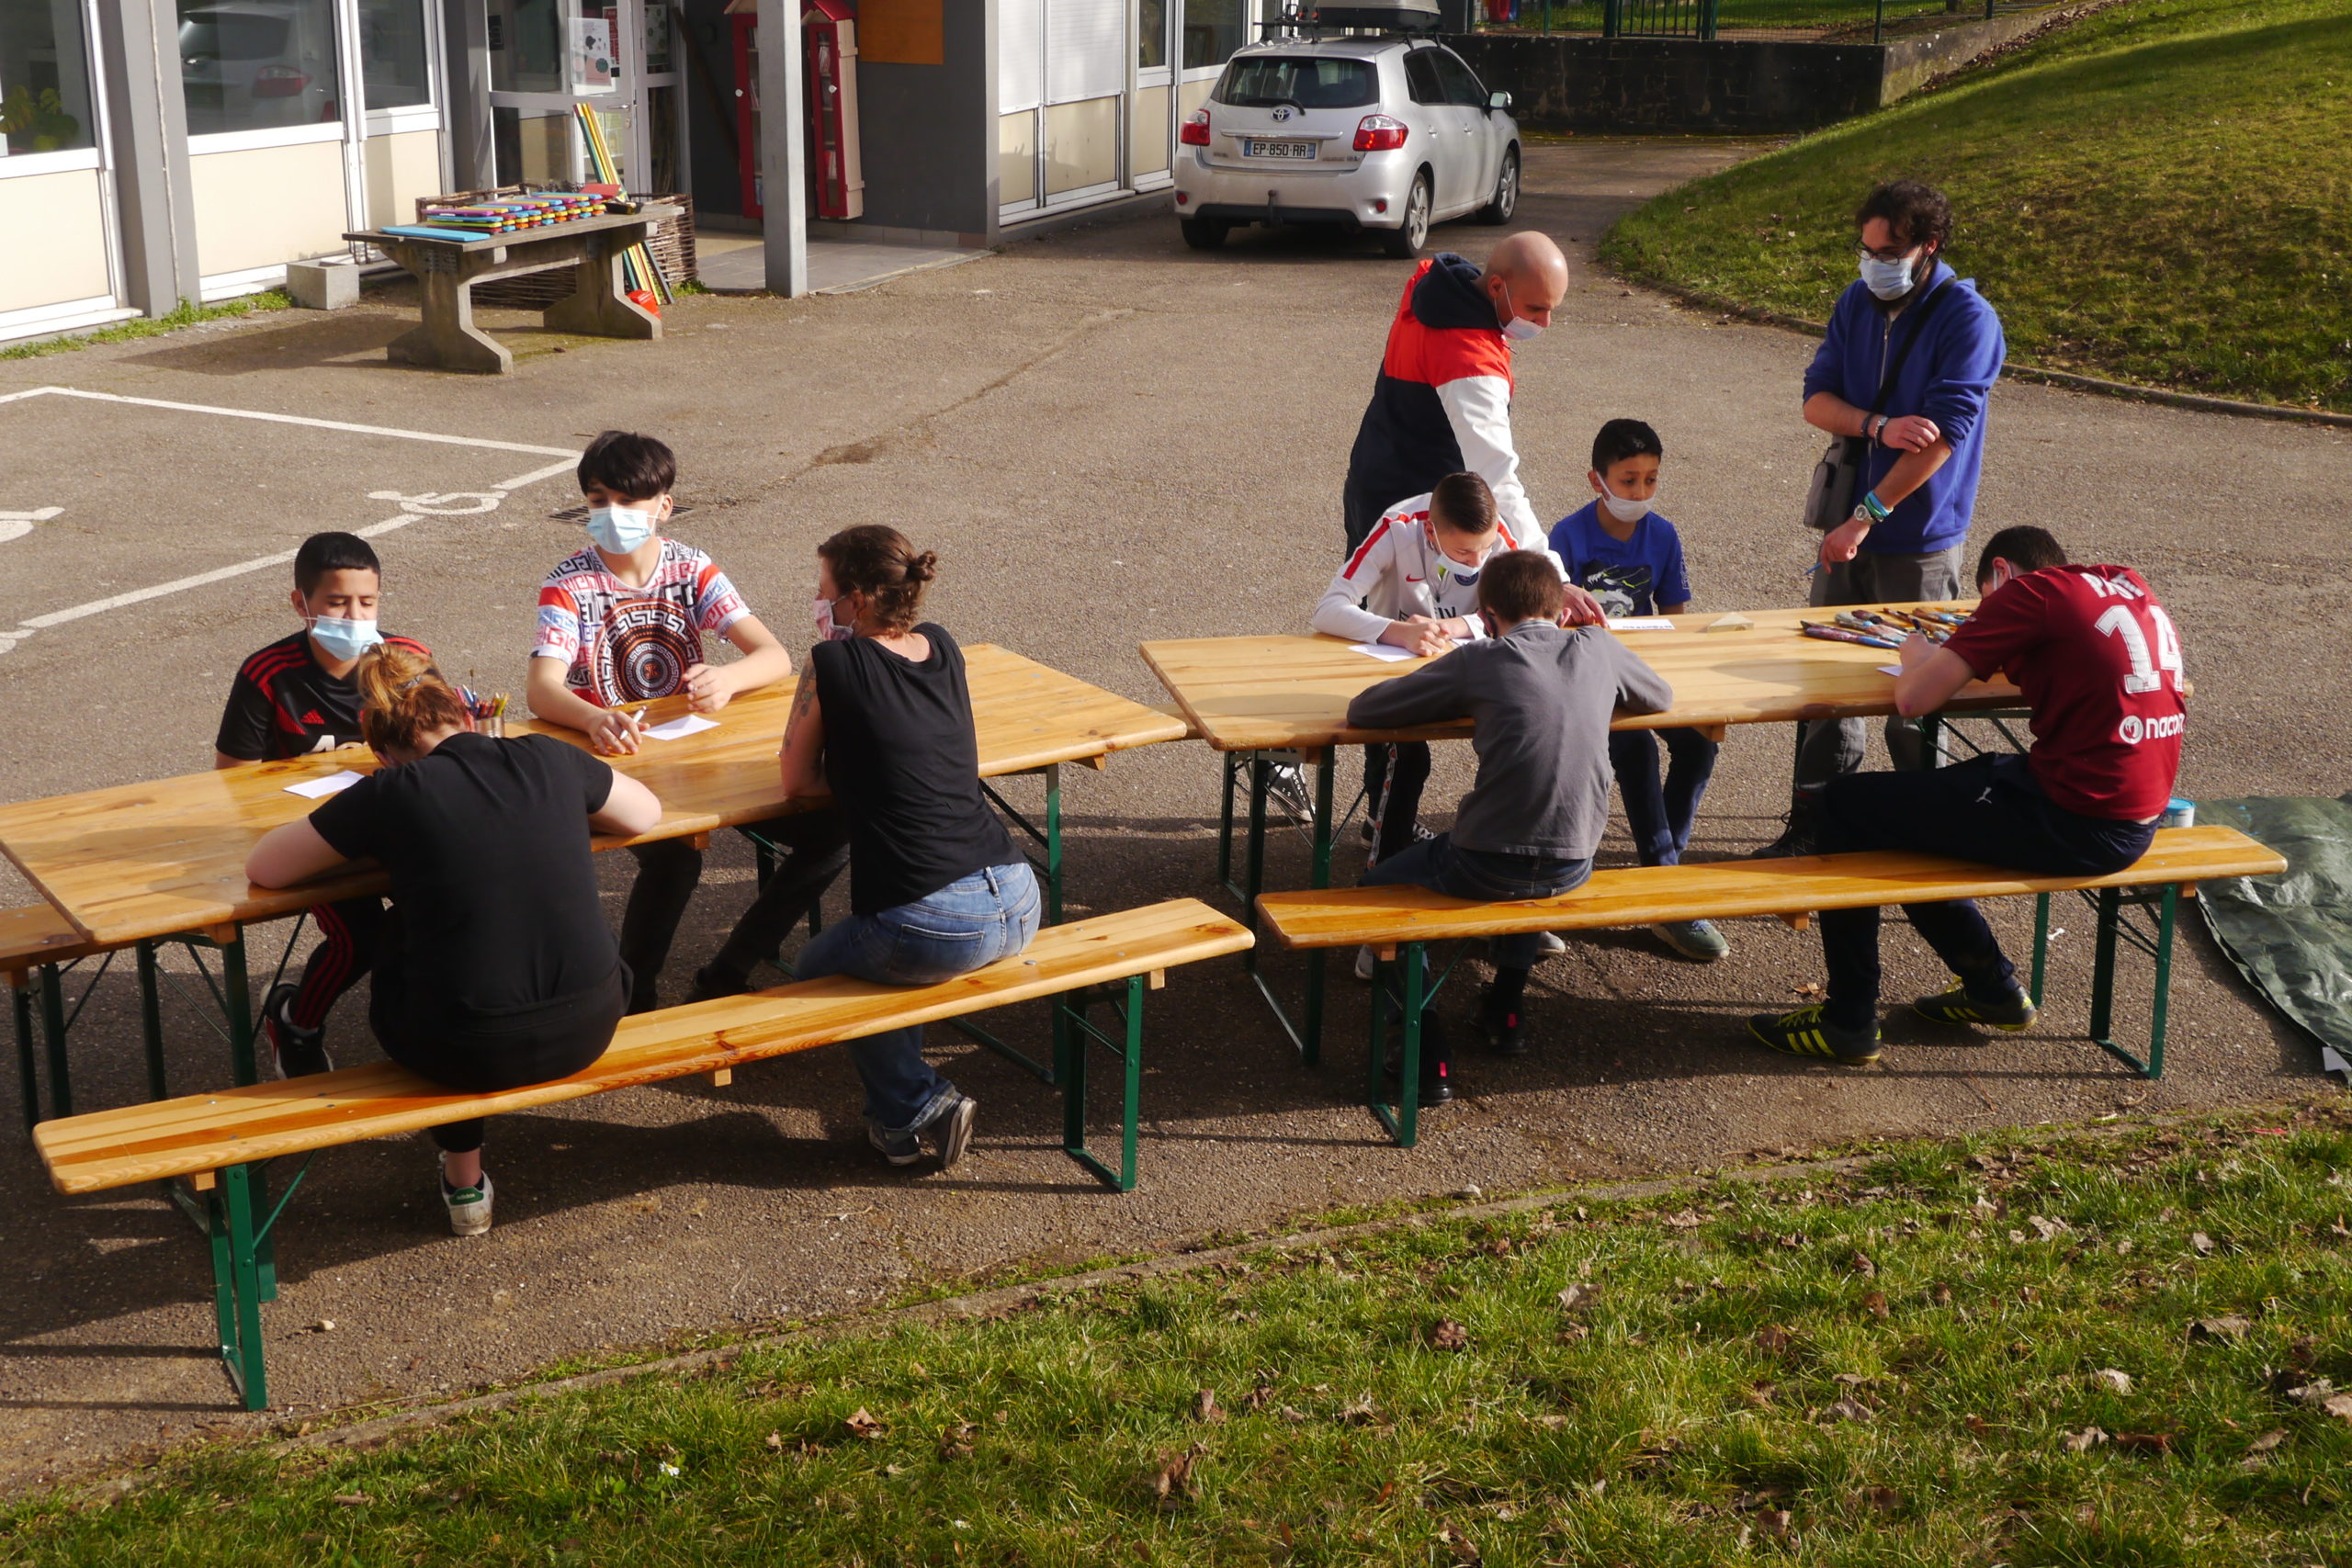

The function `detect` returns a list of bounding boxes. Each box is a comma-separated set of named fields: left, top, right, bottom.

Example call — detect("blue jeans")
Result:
left=1610, top=726, right=1719, bottom=868
left=793, top=863, right=1041, bottom=1134
left=1363, top=832, right=1591, bottom=973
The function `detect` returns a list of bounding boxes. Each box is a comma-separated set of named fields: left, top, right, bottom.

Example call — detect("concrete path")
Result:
left=1, top=137, right=2346, bottom=1495
left=695, top=231, right=985, bottom=294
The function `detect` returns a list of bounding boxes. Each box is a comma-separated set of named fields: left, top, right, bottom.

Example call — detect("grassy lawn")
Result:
left=1599, top=0, right=2352, bottom=412
left=9, top=1104, right=2352, bottom=1565
left=0, top=293, right=292, bottom=362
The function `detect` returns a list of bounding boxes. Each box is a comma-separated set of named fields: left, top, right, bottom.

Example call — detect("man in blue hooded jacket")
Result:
left=1762, top=181, right=2007, bottom=857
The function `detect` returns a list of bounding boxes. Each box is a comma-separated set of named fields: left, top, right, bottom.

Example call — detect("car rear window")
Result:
left=1215, top=56, right=1378, bottom=109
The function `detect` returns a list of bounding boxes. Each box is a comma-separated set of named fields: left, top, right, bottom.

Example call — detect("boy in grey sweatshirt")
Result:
left=1346, top=550, right=1674, bottom=1100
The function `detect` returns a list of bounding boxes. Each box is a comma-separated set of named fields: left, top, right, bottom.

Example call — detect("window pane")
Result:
left=489, top=0, right=564, bottom=95
left=1216, top=56, right=1374, bottom=108
left=641, top=0, right=670, bottom=74
left=1137, top=0, right=1164, bottom=70
left=358, top=0, right=431, bottom=110
left=177, top=0, right=343, bottom=135
left=1179, top=0, right=1240, bottom=71
left=1433, top=49, right=1483, bottom=107
left=0, top=0, right=100, bottom=153
left=1403, top=51, right=1442, bottom=105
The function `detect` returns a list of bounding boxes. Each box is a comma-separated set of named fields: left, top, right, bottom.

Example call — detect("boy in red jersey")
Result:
left=1748, top=525, right=2187, bottom=1064
left=215, top=532, right=433, bottom=1077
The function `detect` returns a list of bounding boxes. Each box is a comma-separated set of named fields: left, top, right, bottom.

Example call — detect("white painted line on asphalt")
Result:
left=19, top=547, right=307, bottom=629
left=8, top=386, right=579, bottom=457
left=495, top=457, right=583, bottom=491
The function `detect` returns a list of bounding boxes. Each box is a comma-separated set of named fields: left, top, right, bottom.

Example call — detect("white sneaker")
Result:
left=1354, top=945, right=1376, bottom=982
left=439, top=1155, right=493, bottom=1237
left=1534, top=931, right=1566, bottom=957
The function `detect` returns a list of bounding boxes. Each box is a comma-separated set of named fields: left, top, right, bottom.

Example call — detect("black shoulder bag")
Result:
left=1802, top=277, right=1953, bottom=532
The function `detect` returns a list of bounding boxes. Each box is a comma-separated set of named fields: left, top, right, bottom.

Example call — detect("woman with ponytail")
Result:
left=761, top=524, right=1036, bottom=1170
left=246, top=643, right=663, bottom=1235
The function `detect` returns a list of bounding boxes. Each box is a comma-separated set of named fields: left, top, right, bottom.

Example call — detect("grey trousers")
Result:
left=1794, top=543, right=1964, bottom=790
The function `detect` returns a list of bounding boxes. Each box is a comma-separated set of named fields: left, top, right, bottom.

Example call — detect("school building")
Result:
left=0, top=0, right=1260, bottom=344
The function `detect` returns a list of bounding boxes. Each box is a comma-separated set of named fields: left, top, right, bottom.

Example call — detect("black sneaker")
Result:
left=1911, top=979, right=2038, bottom=1032
left=263, top=982, right=334, bottom=1079
left=918, top=1091, right=979, bottom=1171
left=1753, top=794, right=1823, bottom=859
left=1382, top=1012, right=1453, bottom=1106
left=1267, top=762, right=1313, bottom=821
left=683, top=964, right=752, bottom=1006
left=1747, top=1004, right=1881, bottom=1065
left=1478, top=987, right=1529, bottom=1056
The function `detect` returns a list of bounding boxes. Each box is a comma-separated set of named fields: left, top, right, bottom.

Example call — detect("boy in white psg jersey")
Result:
left=526, top=430, right=841, bottom=1013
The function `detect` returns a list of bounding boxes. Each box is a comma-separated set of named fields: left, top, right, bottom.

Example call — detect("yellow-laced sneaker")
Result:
left=1747, top=1004, right=1881, bottom=1065
left=1911, top=978, right=2038, bottom=1032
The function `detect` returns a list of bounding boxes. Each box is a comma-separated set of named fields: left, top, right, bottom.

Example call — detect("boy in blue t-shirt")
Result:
left=1548, top=419, right=1728, bottom=962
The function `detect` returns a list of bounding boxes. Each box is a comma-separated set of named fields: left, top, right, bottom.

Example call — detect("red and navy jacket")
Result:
left=1344, top=253, right=1536, bottom=544
left=214, top=629, right=435, bottom=761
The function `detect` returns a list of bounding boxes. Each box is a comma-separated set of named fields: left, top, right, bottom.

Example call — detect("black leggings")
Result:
left=372, top=965, right=628, bottom=1154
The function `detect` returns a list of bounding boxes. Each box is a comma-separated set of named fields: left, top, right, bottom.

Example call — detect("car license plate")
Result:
left=1242, top=139, right=1316, bottom=160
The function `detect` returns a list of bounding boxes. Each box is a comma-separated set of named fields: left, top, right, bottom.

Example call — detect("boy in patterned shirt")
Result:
left=215, top=531, right=433, bottom=1077
left=527, top=430, right=838, bottom=1012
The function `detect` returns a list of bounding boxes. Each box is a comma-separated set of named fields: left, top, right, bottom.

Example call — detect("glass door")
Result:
left=485, top=0, right=673, bottom=191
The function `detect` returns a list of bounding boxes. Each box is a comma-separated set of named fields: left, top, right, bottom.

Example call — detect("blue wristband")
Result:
left=1859, top=491, right=1891, bottom=525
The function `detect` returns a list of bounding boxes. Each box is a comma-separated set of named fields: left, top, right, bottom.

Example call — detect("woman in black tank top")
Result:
left=777, top=525, right=1038, bottom=1171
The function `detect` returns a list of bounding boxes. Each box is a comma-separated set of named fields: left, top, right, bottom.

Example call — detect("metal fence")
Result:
left=1470, top=0, right=2064, bottom=42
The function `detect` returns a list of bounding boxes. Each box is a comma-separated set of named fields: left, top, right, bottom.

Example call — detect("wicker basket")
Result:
left=405, top=188, right=697, bottom=309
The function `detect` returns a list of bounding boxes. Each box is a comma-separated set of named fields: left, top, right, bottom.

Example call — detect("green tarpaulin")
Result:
left=2195, top=793, right=2352, bottom=1065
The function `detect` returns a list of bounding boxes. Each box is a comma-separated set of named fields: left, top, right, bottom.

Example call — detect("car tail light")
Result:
left=1179, top=108, right=1210, bottom=146
left=254, top=64, right=310, bottom=97
left=1353, top=114, right=1407, bottom=152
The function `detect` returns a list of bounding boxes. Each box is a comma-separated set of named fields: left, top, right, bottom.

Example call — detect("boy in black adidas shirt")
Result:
left=215, top=533, right=432, bottom=1078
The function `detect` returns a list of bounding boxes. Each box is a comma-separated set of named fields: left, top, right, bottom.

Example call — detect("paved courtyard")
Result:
left=1, top=138, right=2347, bottom=1492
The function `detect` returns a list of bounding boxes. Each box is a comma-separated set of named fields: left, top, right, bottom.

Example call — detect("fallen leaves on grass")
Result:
left=2191, top=1231, right=2217, bottom=1256
left=842, top=1408, right=885, bottom=1440
left=763, top=1431, right=783, bottom=1452
left=2246, top=1428, right=2288, bottom=1453
left=2093, top=1368, right=2135, bottom=1396
left=1662, top=1210, right=1704, bottom=1229
left=1861, top=1291, right=1890, bottom=1320
left=1430, top=1319, right=1470, bottom=1352
left=2188, top=1314, right=2253, bottom=1342
left=1821, top=1400, right=1873, bottom=1425
left=938, top=1423, right=976, bottom=1461
left=1756, top=1325, right=1795, bottom=1358
left=1556, top=1283, right=1600, bottom=1312
left=2064, top=1427, right=2108, bottom=1452
left=2112, top=1431, right=2174, bottom=1455
left=1148, top=1444, right=1205, bottom=1506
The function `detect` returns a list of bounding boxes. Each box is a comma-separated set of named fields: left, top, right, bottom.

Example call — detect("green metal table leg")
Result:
left=2086, top=886, right=2121, bottom=1047
left=219, top=930, right=258, bottom=1088
left=2143, top=884, right=2178, bottom=1079
left=1057, top=976, right=1145, bottom=1191
left=1216, top=751, right=1239, bottom=889
left=11, top=974, right=34, bottom=1132
left=1057, top=988, right=1086, bottom=1154
left=1117, top=975, right=1143, bottom=1191
left=1370, top=943, right=1424, bottom=1148
left=1919, top=712, right=1941, bottom=770
left=1299, top=750, right=1334, bottom=1067
left=139, top=942, right=168, bottom=1101
left=2030, top=893, right=2051, bottom=1009
left=39, top=963, right=69, bottom=1120
left=212, top=1165, right=270, bottom=1411
left=1041, top=763, right=1064, bottom=926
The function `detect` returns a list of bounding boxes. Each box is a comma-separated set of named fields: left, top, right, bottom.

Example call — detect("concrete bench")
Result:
left=1256, top=827, right=2287, bottom=1147
left=33, top=898, right=1252, bottom=1409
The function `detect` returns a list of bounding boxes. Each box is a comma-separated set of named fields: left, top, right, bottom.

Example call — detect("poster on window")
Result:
left=570, top=14, right=616, bottom=93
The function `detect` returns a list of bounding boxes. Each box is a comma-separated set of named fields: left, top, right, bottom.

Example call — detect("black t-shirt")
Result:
left=309, top=733, right=618, bottom=1021
left=810, top=624, right=1017, bottom=916
left=214, top=630, right=435, bottom=761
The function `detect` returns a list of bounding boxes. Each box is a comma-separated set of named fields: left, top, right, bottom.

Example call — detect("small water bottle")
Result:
left=2159, top=797, right=2195, bottom=829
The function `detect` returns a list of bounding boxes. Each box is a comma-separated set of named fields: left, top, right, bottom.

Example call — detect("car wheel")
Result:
left=1477, top=146, right=1520, bottom=225
left=1380, top=173, right=1432, bottom=259
left=1180, top=216, right=1230, bottom=251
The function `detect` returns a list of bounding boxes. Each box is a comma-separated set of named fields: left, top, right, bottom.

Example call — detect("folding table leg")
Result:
left=2029, top=893, right=2051, bottom=1009
left=1057, top=976, right=1145, bottom=1191
left=1216, top=751, right=1240, bottom=888
left=139, top=942, right=168, bottom=1101
left=1368, top=944, right=1425, bottom=1149
left=2143, top=884, right=2178, bottom=1080
left=39, top=964, right=69, bottom=1121
left=11, top=973, right=34, bottom=1133
left=1300, top=750, right=1335, bottom=1066
left=210, top=1165, right=271, bottom=1411
left=2086, top=886, right=2121, bottom=1047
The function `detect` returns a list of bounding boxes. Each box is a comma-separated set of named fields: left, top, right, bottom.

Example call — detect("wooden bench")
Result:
left=33, top=898, right=1252, bottom=1410
left=1257, top=826, right=2287, bottom=1147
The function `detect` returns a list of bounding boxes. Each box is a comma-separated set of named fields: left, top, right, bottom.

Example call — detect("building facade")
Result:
left=0, top=0, right=1277, bottom=344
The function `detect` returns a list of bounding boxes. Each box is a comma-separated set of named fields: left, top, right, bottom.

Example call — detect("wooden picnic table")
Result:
left=1136, top=602, right=2021, bottom=1060
left=0, top=645, right=1188, bottom=1099
left=346, top=205, right=680, bottom=375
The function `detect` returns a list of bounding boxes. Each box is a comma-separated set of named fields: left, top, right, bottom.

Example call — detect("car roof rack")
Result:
left=1269, top=0, right=1442, bottom=35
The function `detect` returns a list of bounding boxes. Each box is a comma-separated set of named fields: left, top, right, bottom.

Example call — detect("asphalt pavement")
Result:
left=2, top=137, right=2347, bottom=1494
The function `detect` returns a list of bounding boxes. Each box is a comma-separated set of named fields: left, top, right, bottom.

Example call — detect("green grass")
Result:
left=10, top=1105, right=2352, bottom=1565
left=0, top=292, right=294, bottom=363
left=1599, top=0, right=2352, bottom=412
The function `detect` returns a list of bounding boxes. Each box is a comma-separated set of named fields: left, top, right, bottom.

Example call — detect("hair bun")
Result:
left=906, top=549, right=940, bottom=583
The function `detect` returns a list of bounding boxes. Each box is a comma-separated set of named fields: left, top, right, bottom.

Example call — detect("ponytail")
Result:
left=355, top=643, right=469, bottom=757
left=818, top=525, right=939, bottom=634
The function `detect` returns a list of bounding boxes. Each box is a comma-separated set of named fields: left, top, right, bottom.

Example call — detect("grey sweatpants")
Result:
left=1794, top=543, right=1964, bottom=790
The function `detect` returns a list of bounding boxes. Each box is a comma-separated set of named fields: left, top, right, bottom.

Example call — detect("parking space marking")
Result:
left=0, top=387, right=582, bottom=658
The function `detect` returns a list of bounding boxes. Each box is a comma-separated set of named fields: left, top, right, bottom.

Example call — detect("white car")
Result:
left=1173, top=36, right=1521, bottom=258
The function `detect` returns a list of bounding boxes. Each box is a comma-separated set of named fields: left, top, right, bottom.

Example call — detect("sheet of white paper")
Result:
left=642, top=714, right=719, bottom=740
left=1877, top=664, right=1904, bottom=676
left=1606, top=617, right=1675, bottom=632
left=1350, top=641, right=1417, bottom=662
left=284, top=770, right=365, bottom=799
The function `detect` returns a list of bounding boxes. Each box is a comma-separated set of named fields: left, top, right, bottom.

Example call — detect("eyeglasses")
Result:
left=1854, top=241, right=1922, bottom=265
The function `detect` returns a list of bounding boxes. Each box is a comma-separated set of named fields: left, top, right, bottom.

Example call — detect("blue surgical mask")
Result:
left=309, top=615, right=382, bottom=662
left=586, top=503, right=659, bottom=554
left=1859, top=253, right=1918, bottom=301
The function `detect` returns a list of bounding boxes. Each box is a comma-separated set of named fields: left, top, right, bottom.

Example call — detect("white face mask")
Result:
left=1496, top=279, right=1544, bottom=342
left=1593, top=474, right=1651, bottom=525
left=814, top=592, right=856, bottom=642
left=1858, top=251, right=1921, bottom=301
